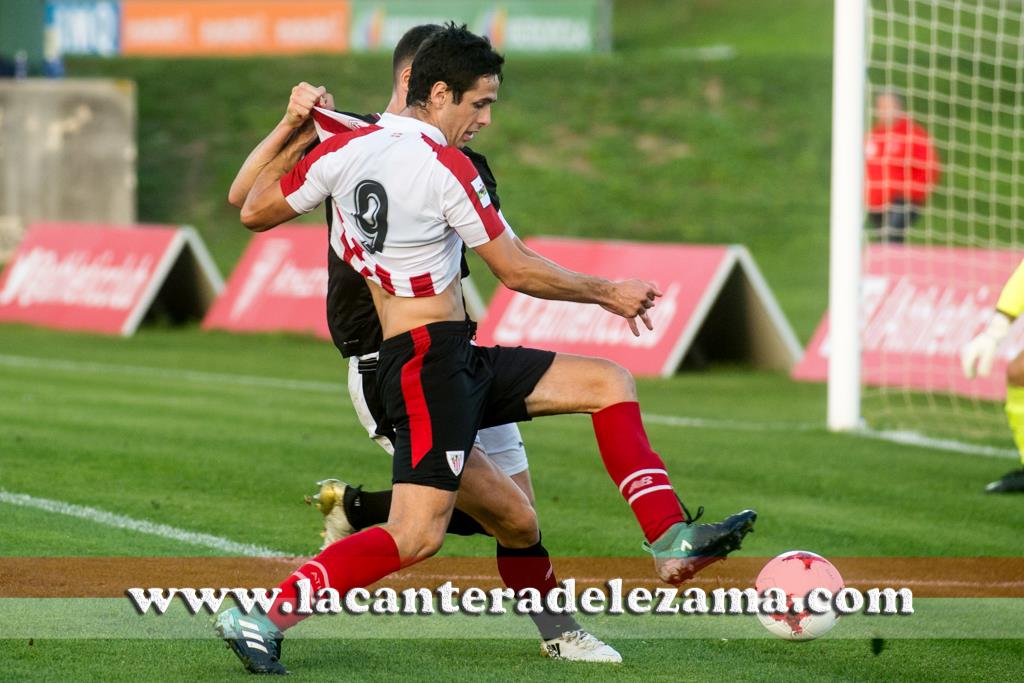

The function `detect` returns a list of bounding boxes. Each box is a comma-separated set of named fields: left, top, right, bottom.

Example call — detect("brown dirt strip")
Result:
left=2, top=557, right=1023, bottom=598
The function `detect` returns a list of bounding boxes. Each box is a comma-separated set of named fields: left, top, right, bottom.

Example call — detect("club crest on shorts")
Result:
left=445, top=450, right=465, bottom=476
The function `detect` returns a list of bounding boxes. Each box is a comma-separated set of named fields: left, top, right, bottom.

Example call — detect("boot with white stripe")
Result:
left=215, top=607, right=287, bottom=675
left=541, top=629, right=622, bottom=663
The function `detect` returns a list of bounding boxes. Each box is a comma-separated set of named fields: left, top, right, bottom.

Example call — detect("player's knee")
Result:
left=1008, top=355, right=1024, bottom=387
left=407, top=530, right=445, bottom=563
left=593, top=359, right=637, bottom=407
left=388, top=523, right=445, bottom=563
left=508, top=503, right=539, bottom=546
left=493, top=502, right=539, bottom=548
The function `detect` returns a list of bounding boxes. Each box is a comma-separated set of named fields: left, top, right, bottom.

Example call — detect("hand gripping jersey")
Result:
left=309, top=109, right=509, bottom=358
left=281, top=112, right=505, bottom=300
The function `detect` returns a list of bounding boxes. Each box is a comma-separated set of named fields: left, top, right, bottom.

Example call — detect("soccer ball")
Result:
left=754, top=550, right=844, bottom=641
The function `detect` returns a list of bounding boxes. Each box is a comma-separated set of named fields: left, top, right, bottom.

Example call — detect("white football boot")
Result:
left=541, top=630, right=622, bottom=663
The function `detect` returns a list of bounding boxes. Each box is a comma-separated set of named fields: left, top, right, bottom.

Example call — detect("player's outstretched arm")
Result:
left=228, top=82, right=333, bottom=209
left=475, top=232, right=661, bottom=336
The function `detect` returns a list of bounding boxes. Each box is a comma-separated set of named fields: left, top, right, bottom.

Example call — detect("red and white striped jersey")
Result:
left=280, top=112, right=505, bottom=297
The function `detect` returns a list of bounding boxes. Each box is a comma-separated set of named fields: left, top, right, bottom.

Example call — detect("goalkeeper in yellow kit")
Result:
left=962, top=261, right=1024, bottom=492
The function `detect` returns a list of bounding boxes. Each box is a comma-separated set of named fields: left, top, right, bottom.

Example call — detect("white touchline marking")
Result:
left=851, top=428, right=1019, bottom=460
left=0, top=490, right=290, bottom=557
left=645, top=414, right=1018, bottom=460
left=644, top=413, right=820, bottom=432
left=1, top=353, right=1016, bottom=459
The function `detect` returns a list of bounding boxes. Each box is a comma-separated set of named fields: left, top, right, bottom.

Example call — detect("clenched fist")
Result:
left=284, top=82, right=334, bottom=129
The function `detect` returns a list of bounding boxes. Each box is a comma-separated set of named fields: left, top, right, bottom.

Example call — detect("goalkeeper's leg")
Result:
left=993, top=353, right=1024, bottom=493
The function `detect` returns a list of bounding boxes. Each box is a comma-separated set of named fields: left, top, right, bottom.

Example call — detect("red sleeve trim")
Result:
left=279, top=124, right=381, bottom=198
left=422, top=135, right=505, bottom=241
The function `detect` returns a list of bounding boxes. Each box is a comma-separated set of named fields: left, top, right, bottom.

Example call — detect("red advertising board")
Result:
left=792, top=244, right=1024, bottom=400
left=477, top=237, right=800, bottom=377
left=203, top=226, right=330, bottom=339
left=120, top=1, right=351, bottom=56
left=0, top=222, right=220, bottom=336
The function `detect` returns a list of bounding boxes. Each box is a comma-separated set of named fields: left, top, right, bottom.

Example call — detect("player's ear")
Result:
left=399, top=65, right=413, bottom=90
left=429, top=81, right=449, bottom=108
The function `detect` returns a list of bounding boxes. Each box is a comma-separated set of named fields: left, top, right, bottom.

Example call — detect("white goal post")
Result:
left=828, top=0, right=1024, bottom=440
left=828, top=0, right=867, bottom=431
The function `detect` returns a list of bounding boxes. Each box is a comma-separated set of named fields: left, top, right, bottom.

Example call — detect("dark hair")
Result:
left=406, top=22, right=504, bottom=107
left=392, top=24, right=442, bottom=78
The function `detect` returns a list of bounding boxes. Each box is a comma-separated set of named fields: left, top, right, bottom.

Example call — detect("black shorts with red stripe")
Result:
left=376, top=320, right=555, bottom=491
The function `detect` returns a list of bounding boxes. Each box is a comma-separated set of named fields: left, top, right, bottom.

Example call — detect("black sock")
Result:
left=345, top=488, right=489, bottom=536
left=344, top=488, right=388, bottom=531
left=496, top=539, right=581, bottom=640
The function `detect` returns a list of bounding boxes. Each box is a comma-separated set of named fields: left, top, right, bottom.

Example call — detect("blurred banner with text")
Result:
left=120, top=1, right=351, bottom=56
left=793, top=245, right=1024, bottom=401
left=47, top=0, right=610, bottom=57
left=0, top=222, right=222, bottom=336
left=477, top=238, right=800, bottom=377
left=350, top=0, right=611, bottom=53
left=203, top=226, right=331, bottom=339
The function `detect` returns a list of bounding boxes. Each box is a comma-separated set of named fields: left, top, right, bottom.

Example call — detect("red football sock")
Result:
left=496, top=543, right=559, bottom=596
left=267, top=526, right=401, bottom=630
left=592, top=401, right=685, bottom=542
left=496, top=539, right=580, bottom=640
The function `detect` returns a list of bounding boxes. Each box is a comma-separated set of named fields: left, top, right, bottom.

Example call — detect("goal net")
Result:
left=857, top=0, right=1024, bottom=442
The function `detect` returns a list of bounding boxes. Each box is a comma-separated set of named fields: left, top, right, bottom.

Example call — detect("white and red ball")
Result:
left=754, top=550, right=844, bottom=641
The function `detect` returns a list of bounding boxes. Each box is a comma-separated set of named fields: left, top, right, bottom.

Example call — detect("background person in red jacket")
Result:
left=865, top=90, right=941, bottom=243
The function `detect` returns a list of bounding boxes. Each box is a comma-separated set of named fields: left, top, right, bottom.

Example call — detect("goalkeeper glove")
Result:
left=961, top=312, right=1012, bottom=379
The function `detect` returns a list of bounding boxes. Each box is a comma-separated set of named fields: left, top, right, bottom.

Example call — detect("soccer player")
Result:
left=228, top=26, right=619, bottom=663
left=218, top=24, right=756, bottom=674
left=305, top=24, right=542, bottom=542
left=961, top=260, right=1024, bottom=493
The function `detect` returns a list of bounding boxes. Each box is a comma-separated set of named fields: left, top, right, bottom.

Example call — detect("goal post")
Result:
left=828, top=0, right=867, bottom=432
left=828, top=0, right=1024, bottom=441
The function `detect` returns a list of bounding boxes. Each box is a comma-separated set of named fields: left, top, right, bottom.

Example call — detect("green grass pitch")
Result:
left=1, top=324, right=1022, bottom=680
left=4, top=0, right=1024, bottom=678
